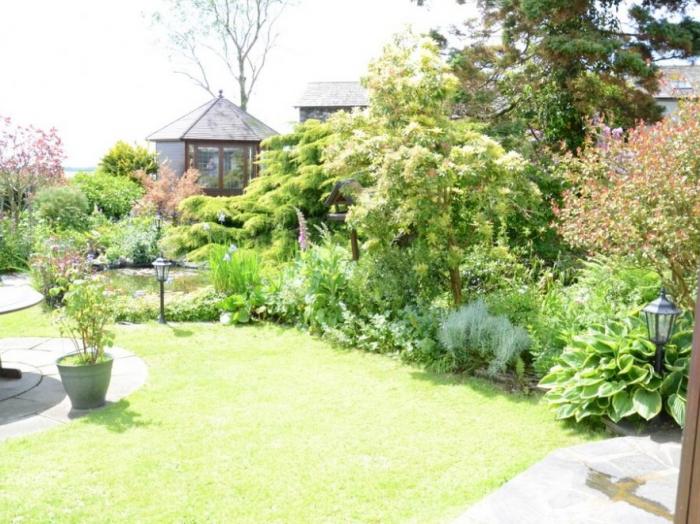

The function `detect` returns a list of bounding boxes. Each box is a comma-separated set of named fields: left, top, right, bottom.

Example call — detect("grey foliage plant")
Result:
left=438, top=299, right=530, bottom=376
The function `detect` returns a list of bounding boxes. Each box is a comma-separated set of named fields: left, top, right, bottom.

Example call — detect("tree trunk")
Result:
left=238, top=59, right=248, bottom=110
left=449, top=266, right=462, bottom=307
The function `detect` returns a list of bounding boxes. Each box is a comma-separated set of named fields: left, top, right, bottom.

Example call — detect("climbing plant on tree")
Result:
left=441, top=0, right=700, bottom=152
left=327, top=34, right=540, bottom=306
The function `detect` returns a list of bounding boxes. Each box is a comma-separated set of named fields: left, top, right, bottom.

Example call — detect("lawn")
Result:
left=0, top=307, right=596, bottom=523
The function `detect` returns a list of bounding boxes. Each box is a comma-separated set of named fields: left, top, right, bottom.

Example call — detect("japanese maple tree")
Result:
left=327, top=34, right=539, bottom=306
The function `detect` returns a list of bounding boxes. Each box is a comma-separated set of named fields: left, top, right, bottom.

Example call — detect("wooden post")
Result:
left=350, top=229, right=360, bottom=261
left=675, top=272, right=700, bottom=523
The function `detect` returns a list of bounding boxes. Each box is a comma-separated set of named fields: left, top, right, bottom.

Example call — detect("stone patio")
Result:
left=0, top=337, right=148, bottom=441
left=454, top=434, right=681, bottom=523
left=0, top=273, right=43, bottom=314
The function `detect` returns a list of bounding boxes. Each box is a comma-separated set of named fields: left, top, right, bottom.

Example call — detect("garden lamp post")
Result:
left=154, top=212, right=162, bottom=236
left=153, top=257, right=171, bottom=324
left=642, top=289, right=682, bottom=375
left=153, top=213, right=163, bottom=256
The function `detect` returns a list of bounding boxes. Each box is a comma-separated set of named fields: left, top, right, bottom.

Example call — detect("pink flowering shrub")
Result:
left=0, top=116, right=64, bottom=227
left=556, top=100, right=700, bottom=310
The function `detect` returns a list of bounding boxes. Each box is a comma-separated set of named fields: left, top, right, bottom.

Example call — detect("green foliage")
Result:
left=324, top=304, right=441, bottom=357
left=170, top=119, right=337, bottom=259
left=113, top=287, right=225, bottom=323
left=33, top=185, right=90, bottom=231
left=435, top=300, right=530, bottom=376
left=209, top=244, right=261, bottom=295
left=56, top=279, right=115, bottom=365
left=30, top=240, right=90, bottom=308
left=530, top=256, right=661, bottom=376
left=268, top=231, right=354, bottom=331
left=540, top=317, right=691, bottom=427
left=209, top=244, right=265, bottom=324
left=0, top=216, right=32, bottom=271
left=96, top=215, right=160, bottom=266
left=99, top=140, right=158, bottom=180
left=350, top=245, right=446, bottom=313
left=73, top=171, right=144, bottom=219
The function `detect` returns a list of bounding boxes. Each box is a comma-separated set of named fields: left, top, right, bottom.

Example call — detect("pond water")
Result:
left=98, top=267, right=210, bottom=297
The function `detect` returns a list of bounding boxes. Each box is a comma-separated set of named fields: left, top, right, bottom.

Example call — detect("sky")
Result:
left=0, top=0, right=473, bottom=168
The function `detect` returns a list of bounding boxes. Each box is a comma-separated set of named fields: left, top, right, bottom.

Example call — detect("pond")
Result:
left=97, top=267, right=210, bottom=297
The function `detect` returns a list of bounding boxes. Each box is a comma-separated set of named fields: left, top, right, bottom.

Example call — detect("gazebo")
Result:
left=147, top=91, right=277, bottom=196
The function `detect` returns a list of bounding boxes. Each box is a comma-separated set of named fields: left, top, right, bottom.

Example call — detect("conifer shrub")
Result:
left=166, top=119, right=341, bottom=260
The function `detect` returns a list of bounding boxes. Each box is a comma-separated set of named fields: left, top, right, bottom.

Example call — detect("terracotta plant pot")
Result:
left=56, top=353, right=114, bottom=409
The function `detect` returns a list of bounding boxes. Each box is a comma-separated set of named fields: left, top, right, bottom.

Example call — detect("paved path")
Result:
left=0, top=337, right=148, bottom=441
left=454, top=435, right=680, bottom=524
left=0, top=273, right=43, bottom=314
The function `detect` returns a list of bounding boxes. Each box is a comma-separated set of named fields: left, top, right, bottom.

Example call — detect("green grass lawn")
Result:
left=0, top=307, right=596, bottom=523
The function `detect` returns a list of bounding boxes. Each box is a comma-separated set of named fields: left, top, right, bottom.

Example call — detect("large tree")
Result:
left=154, top=0, right=290, bottom=110
left=438, top=0, right=700, bottom=151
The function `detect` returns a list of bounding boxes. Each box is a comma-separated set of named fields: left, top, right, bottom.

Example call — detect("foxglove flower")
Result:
left=295, top=208, right=309, bottom=251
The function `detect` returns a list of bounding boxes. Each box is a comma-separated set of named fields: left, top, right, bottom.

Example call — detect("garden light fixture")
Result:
left=642, top=288, right=682, bottom=374
left=153, top=257, right=171, bottom=324
left=154, top=212, right=162, bottom=235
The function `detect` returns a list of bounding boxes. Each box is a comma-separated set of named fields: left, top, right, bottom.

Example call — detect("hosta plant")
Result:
left=539, top=317, right=691, bottom=427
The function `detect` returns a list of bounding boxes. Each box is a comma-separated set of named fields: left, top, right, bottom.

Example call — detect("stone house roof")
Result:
left=655, top=65, right=700, bottom=99
left=295, top=81, right=369, bottom=108
left=148, top=91, right=277, bottom=142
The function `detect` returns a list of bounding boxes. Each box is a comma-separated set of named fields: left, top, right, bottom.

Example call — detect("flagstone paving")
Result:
left=0, top=273, right=43, bottom=314
left=0, top=337, right=147, bottom=441
left=454, top=434, right=681, bottom=524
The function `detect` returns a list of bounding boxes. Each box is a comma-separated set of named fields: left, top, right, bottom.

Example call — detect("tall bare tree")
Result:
left=154, top=0, right=289, bottom=110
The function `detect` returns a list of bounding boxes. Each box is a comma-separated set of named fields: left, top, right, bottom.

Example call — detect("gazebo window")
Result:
left=193, top=146, right=219, bottom=189
left=187, top=142, right=257, bottom=194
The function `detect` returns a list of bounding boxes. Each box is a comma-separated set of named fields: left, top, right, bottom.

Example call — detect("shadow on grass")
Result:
left=409, top=369, right=603, bottom=439
left=169, top=326, right=194, bottom=338
left=73, top=399, right=153, bottom=433
left=409, top=369, right=532, bottom=402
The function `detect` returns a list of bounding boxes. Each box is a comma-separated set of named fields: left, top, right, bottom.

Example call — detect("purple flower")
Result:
left=611, top=127, right=623, bottom=139
left=295, top=208, right=309, bottom=251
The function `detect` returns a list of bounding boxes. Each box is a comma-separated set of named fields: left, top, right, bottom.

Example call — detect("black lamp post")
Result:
left=153, top=257, right=171, bottom=324
left=642, top=289, right=682, bottom=375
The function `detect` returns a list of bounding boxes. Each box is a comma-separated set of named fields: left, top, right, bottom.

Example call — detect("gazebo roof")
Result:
left=147, top=91, right=277, bottom=142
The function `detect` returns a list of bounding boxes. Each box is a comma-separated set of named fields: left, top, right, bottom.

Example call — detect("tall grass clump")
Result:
left=437, top=300, right=530, bottom=376
left=209, top=244, right=262, bottom=296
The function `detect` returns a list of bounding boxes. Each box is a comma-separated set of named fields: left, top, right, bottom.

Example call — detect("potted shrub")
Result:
left=56, top=279, right=116, bottom=409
